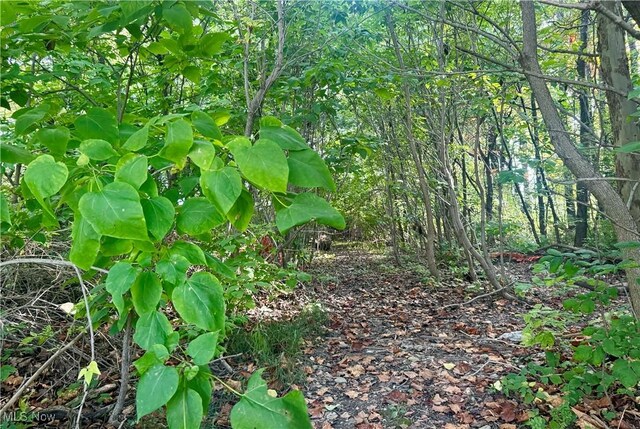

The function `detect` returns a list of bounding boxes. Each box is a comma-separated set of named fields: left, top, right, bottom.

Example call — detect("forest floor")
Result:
left=295, top=244, right=533, bottom=429
left=2, top=244, right=635, bottom=428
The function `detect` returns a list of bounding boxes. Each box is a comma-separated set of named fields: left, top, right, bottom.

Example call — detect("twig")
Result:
left=0, top=333, right=83, bottom=414
left=0, top=258, right=109, bottom=274
left=108, top=315, right=133, bottom=425
left=441, top=287, right=507, bottom=310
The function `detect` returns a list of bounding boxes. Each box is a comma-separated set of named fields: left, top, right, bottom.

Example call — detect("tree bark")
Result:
left=597, top=1, right=640, bottom=232
left=519, top=0, right=640, bottom=316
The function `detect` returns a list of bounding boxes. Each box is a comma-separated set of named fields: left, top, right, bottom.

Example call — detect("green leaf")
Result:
left=0, top=143, right=36, bottom=164
left=602, top=338, right=624, bottom=357
left=69, top=213, right=101, bottom=270
left=134, top=344, right=170, bottom=375
left=200, top=167, right=242, bottom=214
left=36, top=126, right=70, bottom=157
left=176, top=197, right=224, bottom=236
left=160, top=119, right=193, bottom=169
left=615, top=141, right=640, bottom=154
left=0, top=192, right=11, bottom=225
left=234, top=139, right=288, bottom=192
left=79, top=139, right=119, bottom=161
left=0, top=365, right=16, bottom=382
left=612, top=359, right=640, bottom=388
left=166, top=387, right=203, bottom=429
left=131, top=272, right=162, bottom=315
left=205, top=254, right=236, bottom=279
left=191, top=111, right=222, bottom=141
left=187, top=332, right=219, bottom=365
left=199, top=32, right=229, bottom=56
left=230, top=369, right=312, bottom=429
left=172, top=272, right=225, bottom=332
left=169, top=241, right=207, bottom=265
left=187, top=367, right=212, bottom=413
left=123, top=125, right=150, bottom=151
left=115, top=153, right=148, bottom=189
left=157, top=254, right=190, bottom=288
left=188, top=141, right=216, bottom=170
left=141, top=196, right=175, bottom=241
left=259, top=117, right=308, bottom=150
left=24, top=155, right=68, bottom=200
left=78, top=360, right=101, bottom=386
left=134, top=311, right=173, bottom=350
left=136, top=364, right=179, bottom=420
left=79, top=182, right=149, bottom=241
left=106, top=262, right=140, bottom=316
left=573, top=345, right=592, bottom=362
left=14, top=104, right=49, bottom=135
left=226, top=189, right=253, bottom=231
left=614, top=241, right=640, bottom=250
left=163, top=3, right=192, bottom=33
left=182, top=66, right=201, bottom=84
left=74, top=108, right=119, bottom=144
left=276, top=193, right=345, bottom=234
left=287, top=149, right=335, bottom=191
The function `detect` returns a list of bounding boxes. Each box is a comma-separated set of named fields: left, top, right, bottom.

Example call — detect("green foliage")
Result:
left=499, top=248, right=640, bottom=427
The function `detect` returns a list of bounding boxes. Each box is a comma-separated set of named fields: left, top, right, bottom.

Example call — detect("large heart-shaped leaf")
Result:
left=230, top=369, right=312, bottom=428
left=176, top=197, right=224, bottom=236
left=226, top=189, right=254, bottom=232
left=131, top=272, right=162, bottom=315
left=74, top=108, right=119, bottom=144
left=200, top=167, right=242, bottom=215
left=259, top=117, right=307, bottom=150
left=24, top=155, right=68, bottom=200
left=141, top=196, right=175, bottom=241
left=287, top=149, right=335, bottom=191
left=191, top=111, right=222, bottom=141
left=233, top=139, right=288, bottom=192
left=166, top=387, right=203, bottom=429
left=79, top=139, right=119, bottom=161
left=276, top=193, right=345, bottom=234
left=172, top=272, right=225, bottom=331
left=79, top=182, right=149, bottom=241
left=36, top=126, right=69, bottom=157
left=14, top=104, right=50, bottom=135
left=136, top=364, right=179, bottom=420
left=187, top=332, right=219, bottom=365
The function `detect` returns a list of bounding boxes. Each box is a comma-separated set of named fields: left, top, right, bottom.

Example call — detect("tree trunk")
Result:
left=575, top=9, right=594, bottom=246
left=519, top=0, right=640, bottom=316
left=597, top=1, right=640, bottom=232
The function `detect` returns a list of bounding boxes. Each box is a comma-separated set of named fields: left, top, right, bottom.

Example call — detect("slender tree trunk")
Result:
left=386, top=11, right=439, bottom=278
left=519, top=0, right=640, bottom=316
left=575, top=9, right=593, bottom=246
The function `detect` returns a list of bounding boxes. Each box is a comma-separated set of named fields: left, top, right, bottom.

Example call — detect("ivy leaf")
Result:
left=287, top=149, right=336, bottom=191
left=141, top=196, right=175, bottom=241
left=74, top=108, right=119, bottom=144
left=134, top=311, right=174, bottom=350
left=172, top=272, right=225, bottom=332
left=234, top=139, right=288, bottom=193
left=115, top=153, right=148, bottom=189
left=106, top=261, right=140, bottom=316
left=79, top=139, right=119, bottom=161
left=191, top=111, right=222, bottom=141
left=136, top=364, right=179, bottom=420
left=187, top=332, right=219, bottom=365
left=131, top=272, right=162, bottom=315
left=166, top=387, right=203, bottom=429
left=79, top=182, right=149, bottom=241
left=230, top=369, right=312, bottom=429
left=176, top=197, right=224, bottom=236
left=160, top=119, right=193, bottom=169
left=200, top=167, right=242, bottom=215
left=276, top=193, right=345, bottom=234
left=69, top=213, right=101, bottom=270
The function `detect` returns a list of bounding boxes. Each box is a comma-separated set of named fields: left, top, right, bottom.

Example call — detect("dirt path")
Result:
left=302, top=246, right=531, bottom=429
